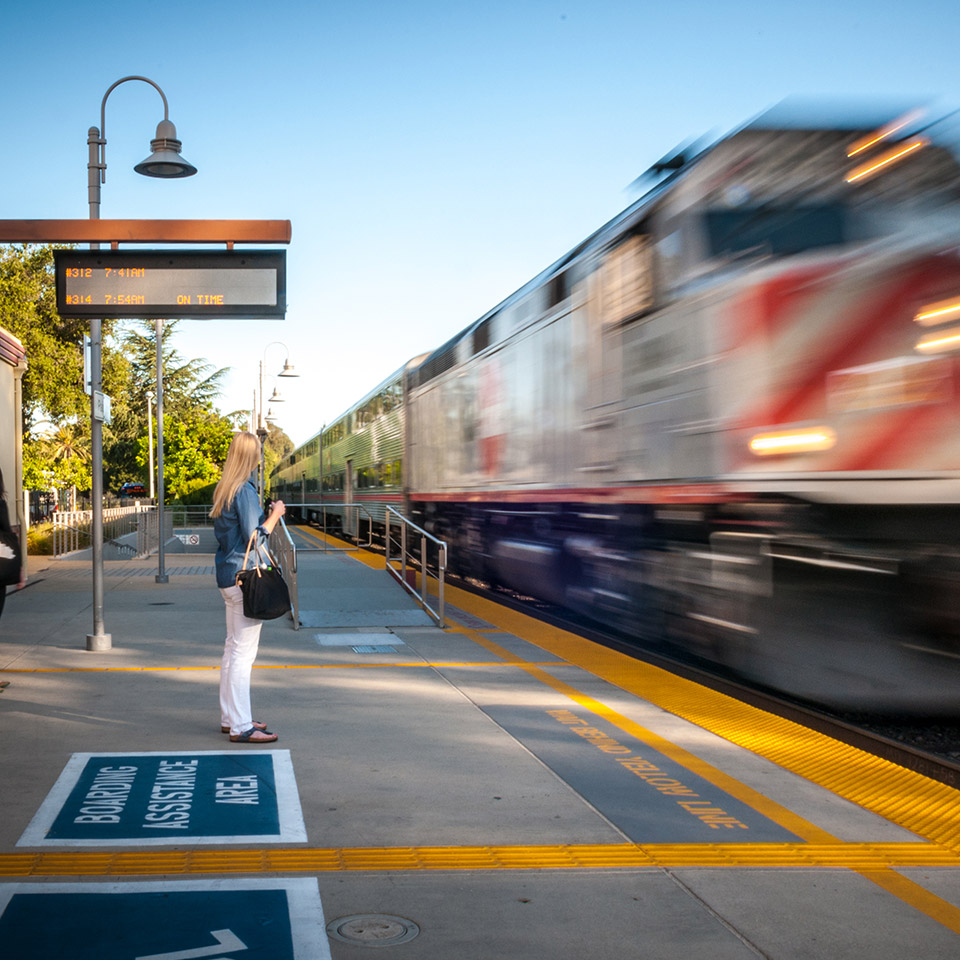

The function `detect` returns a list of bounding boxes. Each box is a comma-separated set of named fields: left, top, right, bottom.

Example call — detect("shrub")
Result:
left=27, top=523, right=54, bottom=555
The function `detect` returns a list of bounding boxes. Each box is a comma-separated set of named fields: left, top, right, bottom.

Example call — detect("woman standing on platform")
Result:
left=210, top=432, right=285, bottom=743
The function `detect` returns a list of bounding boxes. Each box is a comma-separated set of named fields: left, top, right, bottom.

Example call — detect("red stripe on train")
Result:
left=739, top=259, right=953, bottom=432
left=410, top=484, right=733, bottom=505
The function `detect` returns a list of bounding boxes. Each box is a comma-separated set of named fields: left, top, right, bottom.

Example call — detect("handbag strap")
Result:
left=239, top=529, right=278, bottom=578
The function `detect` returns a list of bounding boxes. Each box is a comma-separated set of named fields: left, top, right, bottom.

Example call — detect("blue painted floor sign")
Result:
left=0, top=879, right=329, bottom=960
left=19, top=751, right=306, bottom=846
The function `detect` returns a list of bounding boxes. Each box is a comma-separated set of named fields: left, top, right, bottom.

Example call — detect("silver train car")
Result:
left=276, top=104, right=960, bottom=713
left=271, top=369, right=405, bottom=536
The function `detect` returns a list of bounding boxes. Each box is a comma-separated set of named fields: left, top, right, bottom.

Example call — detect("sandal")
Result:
left=221, top=720, right=267, bottom=734
left=230, top=727, right=278, bottom=743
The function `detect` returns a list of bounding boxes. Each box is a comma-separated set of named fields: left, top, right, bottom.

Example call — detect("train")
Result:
left=273, top=103, right=960, bottom=713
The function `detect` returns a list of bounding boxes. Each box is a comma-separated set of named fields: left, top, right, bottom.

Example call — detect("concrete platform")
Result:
left=1, top=539, right=960, bottom=959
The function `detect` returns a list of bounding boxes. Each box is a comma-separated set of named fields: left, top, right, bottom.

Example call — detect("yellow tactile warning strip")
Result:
left=2, top=842, right=959, bottom=877
left=432, top=583, right=960, bottom=934
left=439, top=583, right=960, bottom=854
left=450, top=625, right=836, bottom=844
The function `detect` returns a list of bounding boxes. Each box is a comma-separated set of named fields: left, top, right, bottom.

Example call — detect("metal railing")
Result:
left=268, top=516, right=299, bottom=630
left=167, top=506, right=216, bottom=528
left=53, top=505, right=157, bottom=558
left=298, top=503, right=375, bottom=552
left=137, top=507, right=173, bottom=557
left=385, top=506, right=448, bottom=627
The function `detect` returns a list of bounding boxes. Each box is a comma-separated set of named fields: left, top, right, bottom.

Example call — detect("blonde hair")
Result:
left=210, top=432, right=261, bottom=518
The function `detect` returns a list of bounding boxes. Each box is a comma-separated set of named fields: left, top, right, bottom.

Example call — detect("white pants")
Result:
left=219, top=585, right=263, bottom=736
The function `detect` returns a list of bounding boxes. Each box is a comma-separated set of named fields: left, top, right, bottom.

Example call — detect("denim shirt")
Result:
left=213, top=479, right=268, bottom=588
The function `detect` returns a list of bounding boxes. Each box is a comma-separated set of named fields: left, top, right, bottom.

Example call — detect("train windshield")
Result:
left=705, top=204, right=847, bottom=259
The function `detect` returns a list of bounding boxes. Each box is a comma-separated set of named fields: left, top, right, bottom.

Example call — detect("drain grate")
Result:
left=327, top=914, right=420, bottom=947
left=353, top=644, right=397, bottom=654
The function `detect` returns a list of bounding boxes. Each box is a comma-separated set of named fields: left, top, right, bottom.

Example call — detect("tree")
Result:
left=263, top=424, right=294, bottom=494
left=0, top=245, right=125, bottom=433
left=138, top=407, right=235, bottom=503
left=22, top=428, right=91, bottom=509
left=104, top=320, right=225, bottom=489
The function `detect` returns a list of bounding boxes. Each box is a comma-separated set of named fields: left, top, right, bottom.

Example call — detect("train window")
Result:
left=547, top=270, right=569, bottom=309
left=381, top=384, right=402, bottom=412
left=381, top=459, right=402, bottom=486
left=472, top=318, right=492, bottom=355
left=601, top=235, right=654, bottom=324
left=705, top=204, right=846, bottom=258
left=357, top=466, right=377, bottom=489
left=323, top=422, right=347, bottom=446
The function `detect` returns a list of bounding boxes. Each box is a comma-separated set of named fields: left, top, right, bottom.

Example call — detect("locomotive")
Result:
left=273, top=104, right=960, bottom=713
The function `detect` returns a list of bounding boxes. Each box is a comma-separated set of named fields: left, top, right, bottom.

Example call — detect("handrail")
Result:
left=268, top=515, right=299, bottom=630
left=384, top=506, right=447, bottom=627
left=298, top=503, right=375, bottom=552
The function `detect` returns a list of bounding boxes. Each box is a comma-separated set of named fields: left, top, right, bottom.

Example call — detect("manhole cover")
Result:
left=327, top=914, right=420, bottom=947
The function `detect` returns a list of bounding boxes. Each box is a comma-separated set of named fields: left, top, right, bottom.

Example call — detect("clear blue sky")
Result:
left=3, top=0, right=959, bottom=445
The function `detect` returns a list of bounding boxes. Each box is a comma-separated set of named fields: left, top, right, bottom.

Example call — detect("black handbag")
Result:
left=235, top=531, right=290, bottom=620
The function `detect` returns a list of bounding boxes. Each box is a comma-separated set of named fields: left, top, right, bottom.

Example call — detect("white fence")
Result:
left=52, top=505, right=171, bottom=559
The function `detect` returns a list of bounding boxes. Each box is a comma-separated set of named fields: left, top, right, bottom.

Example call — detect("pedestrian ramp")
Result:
left=293, top=550, right=435, bottom=629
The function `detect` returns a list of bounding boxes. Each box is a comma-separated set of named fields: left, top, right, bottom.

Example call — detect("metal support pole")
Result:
left=421, top=535, right=427, bottom=604
left=257, top=360, right=265, bottom=498
left=146, top=390, right=155, bottom=500
left=86, top=125, right=110, bottom=651
left=155, top=318, right=168, bottom=583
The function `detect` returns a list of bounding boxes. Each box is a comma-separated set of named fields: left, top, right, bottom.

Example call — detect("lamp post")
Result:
left=85, top=75, right=196, bottom=651
left=145, top=389, right=155, bottom=500
left=255, top=342, right=298, bottom=499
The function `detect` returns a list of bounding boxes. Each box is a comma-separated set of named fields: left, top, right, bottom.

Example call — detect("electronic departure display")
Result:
left=54, top=250, right=286, bottom=319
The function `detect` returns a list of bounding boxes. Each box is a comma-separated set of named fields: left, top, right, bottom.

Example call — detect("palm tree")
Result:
left=49, top=423, right=91, bottom=511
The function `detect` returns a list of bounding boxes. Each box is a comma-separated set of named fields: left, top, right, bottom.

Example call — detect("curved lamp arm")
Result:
left=95, top=75, right=170, bottom=185
left=87, top=75, right=195, bottom=218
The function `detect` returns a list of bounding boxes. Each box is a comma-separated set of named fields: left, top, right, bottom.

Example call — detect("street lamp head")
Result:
left=278, top=360, right=298, bottom=377
left=268, top=387, right=285, bottom=403
left=134, top=119, right=197, bottom=179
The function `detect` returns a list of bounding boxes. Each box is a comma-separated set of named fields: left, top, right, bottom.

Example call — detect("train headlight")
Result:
left=749, top=427, right=837, bottom=456
left=915, top=326, right=960, bottom=354
left=914, top=297, right=960, bottom=327
left=845, top=136, right=928, bottom=184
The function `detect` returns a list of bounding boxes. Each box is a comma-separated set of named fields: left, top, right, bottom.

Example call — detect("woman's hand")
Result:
left=262, top=499, right=286, bottom=536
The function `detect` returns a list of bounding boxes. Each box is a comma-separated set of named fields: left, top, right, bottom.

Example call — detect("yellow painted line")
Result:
left=442, top=581, right=960, bottom=854
left=3, top=843, right=959, bottom=878
left=458, top=624, right=835, bottom=843
left=858, top=868, right=960, bottom=936
left=295, top=525, right=380, bottom=554
left=0, top=661, right=567, bottom=674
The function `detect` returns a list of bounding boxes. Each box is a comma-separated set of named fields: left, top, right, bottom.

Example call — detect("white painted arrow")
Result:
left=136, top=928, right=247, bottom=960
